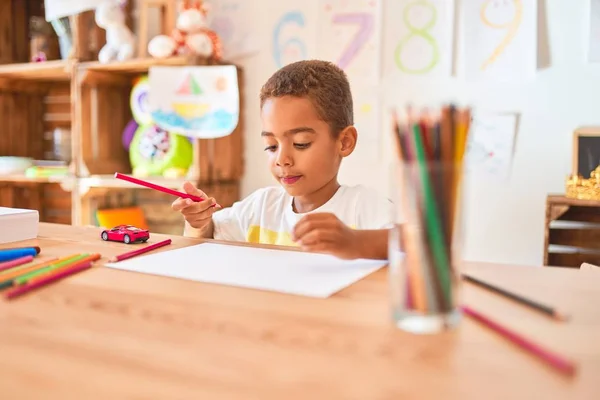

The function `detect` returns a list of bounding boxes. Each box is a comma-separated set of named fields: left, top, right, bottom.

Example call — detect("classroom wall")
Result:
left=204, top=0, right=600, bottom=268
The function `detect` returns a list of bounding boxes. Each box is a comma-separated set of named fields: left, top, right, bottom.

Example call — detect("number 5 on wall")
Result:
left=273, top=11, right=307, bottom=68
left=331, top=12, right=374, bottom=70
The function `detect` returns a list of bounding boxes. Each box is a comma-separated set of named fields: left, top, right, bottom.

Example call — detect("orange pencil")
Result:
left=0, top=256, right=73, bottom=282
left=25, top=254, right=101, bottom=285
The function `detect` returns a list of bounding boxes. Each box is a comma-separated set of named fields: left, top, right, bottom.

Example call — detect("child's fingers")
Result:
left=185, top=213, right=214, bottom=228
left=181, top=197, right=217, bottom=216
left=171, top=197, right=193, bottom=212
left=295, top=228, right=335, bottom=246
left=182, top=181, right=208, bottom=199
left=293, top=218, right=336, bottom=241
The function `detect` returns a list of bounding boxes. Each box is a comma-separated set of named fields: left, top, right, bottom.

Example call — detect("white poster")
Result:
left=317, top=0, right=382, bottom=85
left=465, top=111, right=519, bottom=180
left=44, top=0, right=103, bottom=21
left=589, top=0, right=600, bottom=62
left=462, top=0, right=536, bottom=81
left=384, top=0, right=454, bottom=78
left=208, top=0, right=260, bottom=59
left=148, top=66, right=239, bottom=139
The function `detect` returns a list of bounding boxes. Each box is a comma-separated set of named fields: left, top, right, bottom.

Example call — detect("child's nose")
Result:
left=275, top=148, right=293, bottom=166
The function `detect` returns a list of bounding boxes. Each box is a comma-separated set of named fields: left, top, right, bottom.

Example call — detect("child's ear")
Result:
left=338, top=126, right=357, bottom=157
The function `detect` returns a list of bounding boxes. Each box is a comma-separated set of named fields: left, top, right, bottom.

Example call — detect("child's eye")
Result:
left=264, top=145, right=277, bottom=152
left=294, top=143, right=311, bottom=149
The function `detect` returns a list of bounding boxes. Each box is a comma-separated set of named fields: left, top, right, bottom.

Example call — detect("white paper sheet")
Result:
left=148, top=65, right=239, bottom=138
left=316, top=0, right=382, bottom=84
left=589, top=0, right=600, bottom=62
left=462, top=0, right=536, bottom=81
left=383, top=0, right=454, bottom=78
left=465, top=111, right=518, bottom=180
left=105, top=243, right=387, bottom=298
left=44, top=0, right=103, bottom=21
left=208, top=0, right=260, bottom=60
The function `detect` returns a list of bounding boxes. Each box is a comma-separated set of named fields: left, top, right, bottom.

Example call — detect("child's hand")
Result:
left=171, top=182, right=221, bottom=230
left=292, top=213, right=361, bottom=259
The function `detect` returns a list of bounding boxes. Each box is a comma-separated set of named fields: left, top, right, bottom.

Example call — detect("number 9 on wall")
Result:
left=273, top=11, right=307, bottom=68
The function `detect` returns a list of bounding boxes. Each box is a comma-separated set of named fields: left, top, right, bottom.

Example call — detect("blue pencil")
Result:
left=0, top=247, right=40, bottom=263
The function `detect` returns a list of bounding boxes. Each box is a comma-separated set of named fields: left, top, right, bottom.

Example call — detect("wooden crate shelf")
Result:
left=0, top=3, right=245, bottom=232
left=543, top=194, right=600, bottom=268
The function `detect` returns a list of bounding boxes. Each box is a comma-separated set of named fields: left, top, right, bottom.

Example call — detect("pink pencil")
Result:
left=114, top=173, right=207, bottom=202
left=5, top=261, right=92, bottom=300
left=109, top=238, right=172, bottom=262
left=0, top=255, right=34, bottom=272
left=461, top=305, right=577, bottom=376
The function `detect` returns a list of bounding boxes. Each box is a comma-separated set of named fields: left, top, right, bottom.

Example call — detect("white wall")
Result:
left=205, top=0, right=600, bottom=267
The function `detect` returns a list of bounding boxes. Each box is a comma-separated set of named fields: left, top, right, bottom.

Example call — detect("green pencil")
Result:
left=13, top=254, right=89, bottom=285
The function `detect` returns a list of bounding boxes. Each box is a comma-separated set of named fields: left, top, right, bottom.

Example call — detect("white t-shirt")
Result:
left=212, top=185, right=394, bottom=246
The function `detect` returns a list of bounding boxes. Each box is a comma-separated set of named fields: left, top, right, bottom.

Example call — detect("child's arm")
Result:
left=292, top=213, right=389, bottom=260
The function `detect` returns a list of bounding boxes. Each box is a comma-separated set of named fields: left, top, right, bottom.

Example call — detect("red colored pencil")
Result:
left=109, top=239, right=172, bottom=263
left=461, top=305, right=577, bottom=376
left=114, top=173, right=205, bottom=202
left=0, top=255, right=34, bottom=272
left=5, top=261, right=93, bottom=300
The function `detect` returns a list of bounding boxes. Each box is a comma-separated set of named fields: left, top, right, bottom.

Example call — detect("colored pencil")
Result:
left=0, top=247, right=39, bottom=263
left=5, top=261, right=93, bottom=300
left=22, top=254, right=101, bottom=285
left=0, top=256, right=34, bottom=272
left=115, top=173, right=218, bottom=207
left=462, top=274, right=569, bottom=321
left=109, top=239, right=172, bottom=262
left=0, top=257, right=64, bottom=285
left=0, top=246, right=41, bottom=255
left=461, top=305, right=577, bottom=376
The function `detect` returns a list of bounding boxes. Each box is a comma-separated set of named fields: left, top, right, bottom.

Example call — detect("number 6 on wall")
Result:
left=331, top=12, right=374, bottom=70
left=273, top=11, right=307, bottom=68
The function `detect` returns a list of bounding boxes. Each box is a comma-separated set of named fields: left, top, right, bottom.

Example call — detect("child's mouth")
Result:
left=281, top=175, right=302, bottom=185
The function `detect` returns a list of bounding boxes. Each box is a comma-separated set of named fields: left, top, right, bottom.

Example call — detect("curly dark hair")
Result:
left=259, top=60, right=354, bottom=136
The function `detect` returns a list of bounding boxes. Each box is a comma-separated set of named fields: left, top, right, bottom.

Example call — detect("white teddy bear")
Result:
left=147, top=0, right=222, bottom=60
left=95, top=0, right=136, bottom=63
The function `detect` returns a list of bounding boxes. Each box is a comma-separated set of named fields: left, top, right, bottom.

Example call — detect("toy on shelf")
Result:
left=95, top=0, right=136, bottom=63
left=101, top=225, right=150, bottom=244
left=129, top=124, right=193, bottom=178
left=147, top=0, right=222, bottom=60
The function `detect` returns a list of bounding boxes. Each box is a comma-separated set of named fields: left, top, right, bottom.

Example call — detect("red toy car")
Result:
left=100, top=225, right=149, bottom=244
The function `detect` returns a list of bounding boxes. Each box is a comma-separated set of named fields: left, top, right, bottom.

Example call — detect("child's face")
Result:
left=260, top=96, right=349, bottom=198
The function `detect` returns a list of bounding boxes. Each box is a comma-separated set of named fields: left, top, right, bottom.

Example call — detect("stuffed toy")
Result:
left=95, top=0, right=136, bottom=63
left=147, top=0, right=222, bottom=60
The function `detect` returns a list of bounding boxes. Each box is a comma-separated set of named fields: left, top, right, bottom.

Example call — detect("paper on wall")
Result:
left=44, top=0, right=104, bottom=21
left=208, top=0, right=260, bottom=59
left=589, top=0, right=600, bottom=62
left=383, top=0, right=454, bottom=78
left=465, top=111, right=518, bottom=180
left=105, top=243, right=387, bottom=298
left=148, top=66, right=239, bottom=138
left=316, top=0, right=382, bottom=85
left=462, top=0, right=537, bottom=81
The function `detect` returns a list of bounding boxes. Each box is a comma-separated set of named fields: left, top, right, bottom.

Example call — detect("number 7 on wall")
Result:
left=330, top=12, right=374, bottom=70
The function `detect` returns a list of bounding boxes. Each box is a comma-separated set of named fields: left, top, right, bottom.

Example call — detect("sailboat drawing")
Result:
left=172, top=73, right=210, bottom=118
left=149, top=65, right=240, bottom=139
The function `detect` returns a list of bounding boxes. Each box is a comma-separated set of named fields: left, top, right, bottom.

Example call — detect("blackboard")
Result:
left=576, top=135, right=600, bottom=178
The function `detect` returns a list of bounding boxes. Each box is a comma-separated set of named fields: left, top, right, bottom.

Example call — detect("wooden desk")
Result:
left=0, top=223, right=598, bottom=399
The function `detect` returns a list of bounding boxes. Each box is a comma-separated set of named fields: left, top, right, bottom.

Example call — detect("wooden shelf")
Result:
left=81, top=57, right=190, bottom=74
left=0, top=174, right=72, bottom=184
left=0, top=60, right=71, bottom=82
left=80, top=175, right=188, bottom=190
